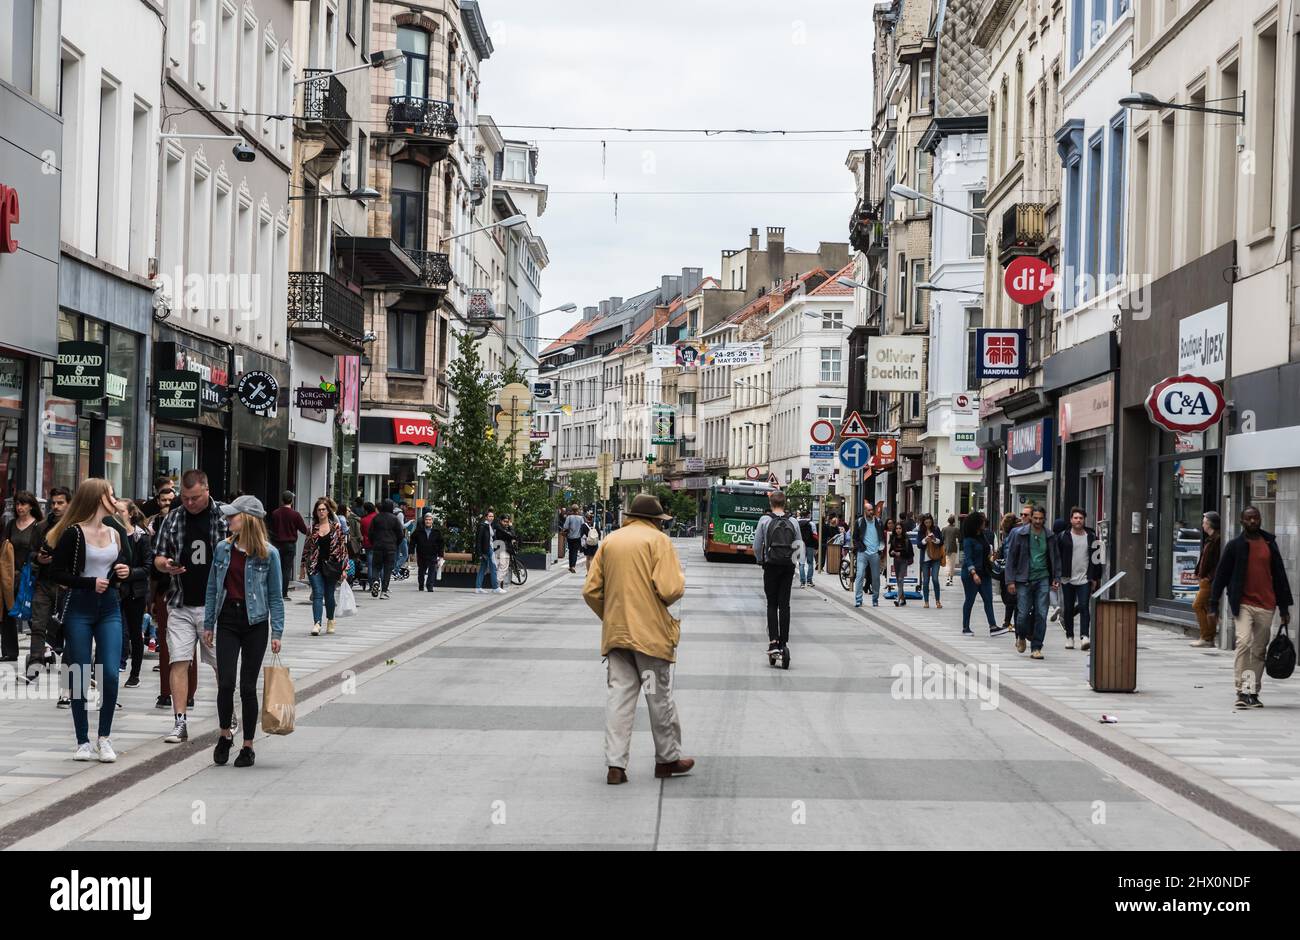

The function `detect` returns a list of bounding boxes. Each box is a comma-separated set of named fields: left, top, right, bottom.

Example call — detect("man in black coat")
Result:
left=367, top=499, right=405, bottom=598
left=412, top=512, right=444, bottom=591
left=1209, top=506, right=1294, bottom=708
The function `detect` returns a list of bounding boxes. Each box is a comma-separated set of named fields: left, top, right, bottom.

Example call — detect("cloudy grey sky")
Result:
left=477, top=0, right=873, bottom=346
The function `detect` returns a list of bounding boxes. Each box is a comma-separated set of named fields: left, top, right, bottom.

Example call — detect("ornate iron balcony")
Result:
left=301, top=69, right=350, bottom=150
left=386, top=96, right=458, bottom=140
left=287, top=272, right=364, bottom=352
left=999, top=203, right=1047, bottom=256
left=402, top=249, right=453, bottom=290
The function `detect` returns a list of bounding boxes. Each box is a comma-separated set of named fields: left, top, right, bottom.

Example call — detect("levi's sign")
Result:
left=1145, top=374, right=1225, bottom=433
left=393, top=417, right=438, bottom=446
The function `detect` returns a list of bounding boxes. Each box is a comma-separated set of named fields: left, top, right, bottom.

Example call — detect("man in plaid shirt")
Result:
left=152, top=469, right=228, bottom=744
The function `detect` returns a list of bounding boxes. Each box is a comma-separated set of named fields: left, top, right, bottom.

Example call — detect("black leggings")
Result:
left=216, top=602, right=269, bottom=738
left=120, top=594, right=147, bottom=680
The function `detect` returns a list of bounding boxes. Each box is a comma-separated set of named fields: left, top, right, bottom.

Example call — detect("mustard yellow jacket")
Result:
left=583, top=518, right=686, bottom=663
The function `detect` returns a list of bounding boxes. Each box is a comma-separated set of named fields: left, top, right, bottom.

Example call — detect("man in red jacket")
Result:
left=268, top=491, right=309, bottom=599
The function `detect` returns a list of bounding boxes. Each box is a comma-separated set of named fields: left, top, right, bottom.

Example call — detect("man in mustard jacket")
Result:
left=583, top=494, right=695, bottom=785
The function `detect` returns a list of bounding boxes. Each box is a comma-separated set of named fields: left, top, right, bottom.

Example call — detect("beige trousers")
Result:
left=604, top=647, right=682, bottom=770
left=1233, top=604, right=1275, bottom=693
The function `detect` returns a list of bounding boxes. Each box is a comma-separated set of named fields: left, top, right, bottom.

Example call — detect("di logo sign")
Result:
left=1003, top=257, right=1054, bottom=306
left=1145, top=374, right=1226, bottom=433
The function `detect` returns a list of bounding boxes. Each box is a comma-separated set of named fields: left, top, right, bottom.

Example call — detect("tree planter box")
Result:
left=520, top=554, right=548, bottom=571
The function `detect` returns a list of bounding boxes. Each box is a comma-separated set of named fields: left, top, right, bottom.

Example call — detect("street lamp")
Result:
left=916, top=281, right=984, bottom=295
left=288, top=186, right=381, bottom=203
left=294, top=48, right=404, bottom=85
left=160, top=132, right=255, bottom=163
left=439, top=214, right=528, bottom=244
left=890, top=183, right=985, bottom=220
left=519, top=303, right=578, bottom=323
left=1119, top=91, right=1245, bottom=120
left=836, top=276, right=887, bottom=298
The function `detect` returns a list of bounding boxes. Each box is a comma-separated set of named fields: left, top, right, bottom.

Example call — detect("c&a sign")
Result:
left=1145, top=374, right=1225, bottom=433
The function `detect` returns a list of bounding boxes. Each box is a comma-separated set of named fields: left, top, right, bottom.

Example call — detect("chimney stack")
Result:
left=681, top=267, right=703, bottom=297
left=583, top=305, right=599, bottom=321
left=767, top=226, right=787, bottom=286
left=609, top=296, right=624, bottom=312
left=660, top=275, right=682, bottom=303
left=749, top=227, right=760, bottom=251
left=598, top=300, right=611, bottom=317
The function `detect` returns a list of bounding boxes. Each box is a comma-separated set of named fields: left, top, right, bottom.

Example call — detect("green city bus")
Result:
left=702, top=480, right=776, bottom=562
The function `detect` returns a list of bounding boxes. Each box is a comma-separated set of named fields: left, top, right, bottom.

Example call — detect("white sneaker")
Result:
left=495, top=587, right=506, bottom=594
left=1080, top=637, right=1091, bottom=651
left=476, top=588, right=485, bottom=594
left=97, top=738, right=117, bottom=762
left=1065, top=636, right=1075, bottom=649
left=74, top=741, right=97, bottom=761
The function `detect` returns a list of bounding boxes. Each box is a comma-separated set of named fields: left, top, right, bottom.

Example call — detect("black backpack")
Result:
left=1266, top=624, right=1296, bottom=680
left=764, top=513, right=798, bottom=565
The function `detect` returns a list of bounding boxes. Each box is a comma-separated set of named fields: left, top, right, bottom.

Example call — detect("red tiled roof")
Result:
left=541, top=313, right=604, bottom=355
left=610, top=308, right=669, bottom=355
left=806, top=262, right=856, bottom=297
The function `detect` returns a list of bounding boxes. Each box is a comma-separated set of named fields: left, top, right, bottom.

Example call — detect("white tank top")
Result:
left=82, top=529, right=120, bottom=580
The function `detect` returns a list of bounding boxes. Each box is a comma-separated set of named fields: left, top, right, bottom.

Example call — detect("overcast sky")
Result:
left=477, top=1, right=873, bottom=346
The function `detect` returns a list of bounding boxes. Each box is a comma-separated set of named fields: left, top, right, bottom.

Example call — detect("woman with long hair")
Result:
left=1, top=491, right=44, bottom=661
left=960, top=512, right=1005, bottom=636
left=888, top=518, right=915, bottom=607
left=203, top=496, right=284, bottom=768
left=916, top=513, right=944, bottom=609
left=996, top=512, right=1020, bottom=634
left=46, top=479, right=131, bottom=761
left=115, top=499, right=152, bottom=687
left=1191, top=510, right=1222, bottom=647
left=304, top=496, right=347, bottom=636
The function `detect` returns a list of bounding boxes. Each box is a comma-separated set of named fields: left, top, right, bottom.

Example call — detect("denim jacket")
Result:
left=204, top=539, right=285, bottom=639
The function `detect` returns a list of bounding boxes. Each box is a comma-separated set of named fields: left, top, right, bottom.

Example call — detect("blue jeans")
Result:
left=63, top=588, right=123, bottom=744
left=920, top=558, right=942, bottom=603
left=1062, top=581, right=1092, bottom=638
left=396, top=540, right=409, bottom=571
left=799, top=546, right=817, bottom=585
left=476, top=555, right=499, bottom=590
left=309, top=571, right=339, bottom=623
left=1015, top=578, right=1051, bottom=651
left=961, top=571, right=997, bottom=631
left=854, top=550, right=881, bottom=605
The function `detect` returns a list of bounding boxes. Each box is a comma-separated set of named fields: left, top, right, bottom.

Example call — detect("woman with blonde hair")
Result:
left=303, top=496, right=347, bottom=636
left=203, top=495, right=284, bottom=768
left=46, top=479, right=131, bottom=762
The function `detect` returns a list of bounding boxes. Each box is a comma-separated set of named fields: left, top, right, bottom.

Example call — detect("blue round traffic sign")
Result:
left=838, top=438, right=871, bottom=471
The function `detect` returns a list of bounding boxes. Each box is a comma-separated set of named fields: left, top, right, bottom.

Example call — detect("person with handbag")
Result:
left=46, top=479, right=132, bottom=762
left=960, top=512, right=1005, bottom=636
left=887, top=519, right=915, bottom=606
left=115, top=499, right=152, bottom=688
left=0, top=491, right=44, bottom=662
left=203, top=495, right=284, bottom=767
left=916, top=513, right=945, bottom=609
left=413, top=512, right=445, bottom=591
left=303, top=497, right=347, bottom=636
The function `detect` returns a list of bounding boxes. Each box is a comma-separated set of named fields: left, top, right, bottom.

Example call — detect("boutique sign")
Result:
left=53, top=342, right=108, bottom=401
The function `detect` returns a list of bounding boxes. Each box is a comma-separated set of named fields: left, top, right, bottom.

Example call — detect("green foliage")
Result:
left=650, top=484, right=700, bottom=527
left=565, top=470, right=599, bottom=508
left=785, top=480, right=813, bottom=516
left=422, top=330, right=512, bottom=551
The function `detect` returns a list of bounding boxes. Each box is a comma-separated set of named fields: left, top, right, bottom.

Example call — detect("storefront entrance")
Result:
left=1144, top=429, right=1220, bottom=614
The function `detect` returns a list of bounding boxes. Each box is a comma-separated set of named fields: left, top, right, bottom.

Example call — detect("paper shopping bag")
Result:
left=261, top=656, right=296, bottom=735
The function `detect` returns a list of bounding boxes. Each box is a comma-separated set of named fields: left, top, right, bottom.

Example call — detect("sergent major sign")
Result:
left=1145, top=374, right=1226, bottom=433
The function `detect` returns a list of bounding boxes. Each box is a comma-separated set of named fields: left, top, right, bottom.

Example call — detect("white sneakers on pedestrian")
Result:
left=495, top=587, right=506, bottom=594
left=475, top=588, right=485, bottom=594
left=1080, top=636, right=1091, bottom=651
left=1065, top=636, right=1075, bottom=649
left=97, top=738, right=117, bottom=762
left=74, top=742, right=97, bottom=761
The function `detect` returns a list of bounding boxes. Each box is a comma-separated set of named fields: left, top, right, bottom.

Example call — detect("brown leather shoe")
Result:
left=654, top=758, right=695, bottom=779
left=606, top=767, right=628, bottom=785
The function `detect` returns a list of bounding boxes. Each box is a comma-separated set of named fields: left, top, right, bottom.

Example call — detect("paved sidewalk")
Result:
left=811, top=574, right=1300, bottom=833
left=0, top=567, right=555, bottom=809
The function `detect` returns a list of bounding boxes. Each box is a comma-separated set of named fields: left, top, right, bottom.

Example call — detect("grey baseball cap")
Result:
left=220, top=495, right=267, bottom=518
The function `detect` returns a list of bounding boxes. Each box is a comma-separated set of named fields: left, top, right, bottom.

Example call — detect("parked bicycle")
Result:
left=839, top=548, right=856, bottom=592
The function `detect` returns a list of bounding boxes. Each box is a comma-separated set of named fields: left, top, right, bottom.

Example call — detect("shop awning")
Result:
left=333, top=236, right=421, bottom=286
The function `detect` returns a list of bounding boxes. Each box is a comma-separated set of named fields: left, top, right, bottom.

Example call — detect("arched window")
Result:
left=395, top=26, right=429, bottom=100
left=390, top=161, right=427, bottom=250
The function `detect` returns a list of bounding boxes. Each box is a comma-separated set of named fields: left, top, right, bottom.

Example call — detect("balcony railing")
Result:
left=998, top=203, right=1047, bottom=259
left=301, top=69, right=350, bottom=150
left=849, top=199, right=879, bottom=253
left=866, top=220, right=889, bottom=257
left=402, top=248, right=453, bottom=290
left=386, top=96, right=458, bottom=140
left=287, top=272, right=364, bottom=351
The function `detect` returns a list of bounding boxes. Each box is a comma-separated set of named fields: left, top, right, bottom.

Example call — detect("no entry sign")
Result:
left=1004, top=257, right=1054, bottom=305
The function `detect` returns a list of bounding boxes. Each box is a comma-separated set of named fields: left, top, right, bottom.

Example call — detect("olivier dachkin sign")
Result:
left=54, top=342, right=108, bottom=400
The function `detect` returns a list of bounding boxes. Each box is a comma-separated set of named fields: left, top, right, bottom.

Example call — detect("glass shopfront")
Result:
left=0, top=353, right=27, bottom=504
left=1147, top=426, right=1220, bottom=610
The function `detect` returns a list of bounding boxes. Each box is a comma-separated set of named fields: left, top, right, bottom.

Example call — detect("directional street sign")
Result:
left=839, top=411, right=870, bottom=439
left=838, top=438, right=871, bottom=471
